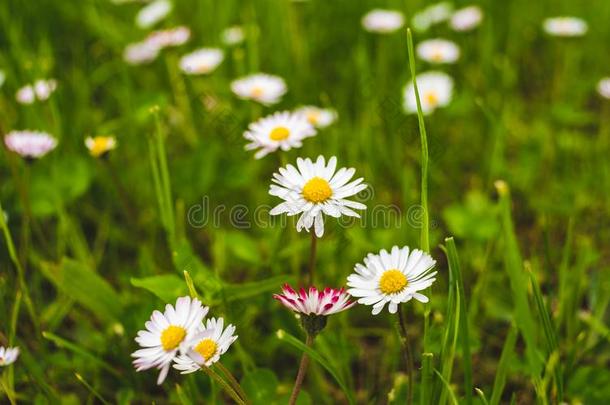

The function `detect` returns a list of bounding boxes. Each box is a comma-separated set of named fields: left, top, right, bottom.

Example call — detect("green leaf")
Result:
left=130, top=274, right=187, bottom=302
left=225, top=231, right=261, bottom=264
left=223, top=275, right=295, bottom=302
left=490, top=326, right=517, bottom=405
left=241, top=368, right=278, bottom=404
left=40, top=258, right=122, bottom=323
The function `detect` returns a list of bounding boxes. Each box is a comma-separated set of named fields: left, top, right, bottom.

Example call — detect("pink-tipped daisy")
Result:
left=4, top=130, right=57, bottom=159
left=274, top=285, right=355, bottom=316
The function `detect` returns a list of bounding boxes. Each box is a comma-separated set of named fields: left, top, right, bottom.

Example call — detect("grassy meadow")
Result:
left=1, top=0, right=610, bottom=403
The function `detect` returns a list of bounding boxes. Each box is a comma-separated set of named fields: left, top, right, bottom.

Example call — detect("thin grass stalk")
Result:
left=419, top=353, right=433, bottom=405
left=215, top=362, right=249, bottom=404
left=201, top=366, right=246, bottom=405
left=490, top=326, right=517, bottom=405
left=397, top=305, right=414, bottom=405
left=307, top=233, right=317, bottom=285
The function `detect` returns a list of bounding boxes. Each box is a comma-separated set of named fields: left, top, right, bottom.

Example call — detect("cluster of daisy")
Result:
left=132, top=296, right=237, bottom=384
left=124, top=26, right=191, bottom=65
left=16, top=78, right=57, bottom=105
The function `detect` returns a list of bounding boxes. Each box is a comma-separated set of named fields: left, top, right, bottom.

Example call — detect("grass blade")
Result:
left=490, top=326, right=517, bottom=405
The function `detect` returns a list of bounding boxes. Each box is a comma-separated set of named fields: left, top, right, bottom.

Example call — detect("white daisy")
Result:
left=132, top=296, right=208, bottom=385
left=274, top=285, right=355, bottom=316
left=403, top=71, right=453, bottom=115
left=244, top=111, right=316, bottom=159
left=221, top=26, right=245, bottom=46
left=230, top=73, right=287, bottom=105
left=16, top=79, right=57, bottom=104
left=0, top=346, right=19, bottom=366
left=347, top=246, right=437, bottom=315
left=85, top=136, right=117, bottom=158
left=412, top=2, right=453, bottom=32
left=361, top=9, right=404, bottom=34
left=4, top=130, right=57, bottom=159
left=543, top=17, right=588, bottom=37
left=449, top=6, right=483, bottom=31
left=294, top=106, right=338, bottom=129
left=179, top=48, right=224, bottom=75
left=417, top=39, right=460, bottom=64
left=124, top=41, right=160, bottom=65
left=136, top=0, right=172, bottom=29
left=146, top=26, right=191, bottom=49
left=173, top=317, right=238, bottom=373
left=269, top=155, right=367, bottom=237
left=598, top=77, right=610, bottom=99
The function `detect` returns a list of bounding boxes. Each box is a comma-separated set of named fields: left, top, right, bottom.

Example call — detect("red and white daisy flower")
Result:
left=274, top=285, right=356, bottom=316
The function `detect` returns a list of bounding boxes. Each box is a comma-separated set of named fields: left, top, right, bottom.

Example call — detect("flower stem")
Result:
left=201, top=365, right=246, bottom=405
left=397, top=305, right=414, bottom=405
left=288, top=333, right=314, bottom=405
left=215, top=362, right=249, bottom=404
left=306, top=232, right=317, bottom=285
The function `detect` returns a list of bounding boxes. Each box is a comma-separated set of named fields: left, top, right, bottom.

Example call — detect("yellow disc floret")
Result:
left=87, top=136, right=115, bottom=158
left=306, top=111, right=320, bottom=125
left=269, top=126, right=290, bottom=141
left=379, top=269, right=408, bottom=295
left=424, top=91, right=439, bottom=107
left=302, top=177, right=333, bottom=203
left=161, top=325, right=187, bottom=351
left=250, top=86, right=263, bottom=98
left=194, top=338, right=218, bottom=361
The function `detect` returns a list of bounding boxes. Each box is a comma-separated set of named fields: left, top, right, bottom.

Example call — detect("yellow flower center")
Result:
left=431, top=49, right=444, bottom=62
left=424, top=91, right=438, bottom=107
left=302, top=177, right=332, bottom=203
left=306, top=111, right=320, bottom=125
left=250, top=86, right=263, bottom=98
left=269, top=126, right=290, bottom=141
left=160, top=325, right=186, bottom=351
left=194, top=338, right=218, bottom=361
left=89, top=137, right=114, bottom=157
left=379, top=269, right=408, bottom=295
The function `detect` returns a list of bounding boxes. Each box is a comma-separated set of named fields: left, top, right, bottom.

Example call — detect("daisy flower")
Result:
left=403, top=71, right=454, bottom=115
left=449, top=6, right=483, bottom=31
left=231, top=73, right=287, bottom=105
left=598, top=78, right=610, bottom=99
left=179, top=48, right=224, bottom=75
left=416, top=39, right=460, bottom=64
left=269, top=155, right=367, bottom=237
left=244, top=111, right=316, bottom=159
left=173, top=317, right=238, bottom=373
left=132, top=296, right=208, bottom=385
left=124, top=41, right=160, bottom=65
left=221, top=26, right=245, bottom=46
left=146, top=26, right=191, bottom=49
left=16, top=79, right=57, bottom=104
left=543, top=17, right=588, bottom=37
left=85, top=136, right=117, bottom=158
left=361, top=9, right=405, bottom=34
left=274, top=285, right=355, bottom=316
left=4, top=130, right=57, bottom=159
left=136, top=0, right=172, bottom=29
left=294, top=106, right=338, bottom=128
left=347, top=246, right=437, bottom=315
left=0, top=346, right=19, bottom=367
left=412, top=2, right=453, bottom=32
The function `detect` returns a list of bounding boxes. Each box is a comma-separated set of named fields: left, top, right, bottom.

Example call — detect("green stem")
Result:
left=201, top=366, right=246, bottom=405
left=215, top=362, right=249, bottom=404
left=288, top=334, right=314, bottom=405
left=307, top=232, right=317, bottom=286
left=397, top=305, right=414, bottom=405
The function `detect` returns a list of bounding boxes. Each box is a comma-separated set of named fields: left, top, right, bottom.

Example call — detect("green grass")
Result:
left=1, top=0, right=610, bottom=403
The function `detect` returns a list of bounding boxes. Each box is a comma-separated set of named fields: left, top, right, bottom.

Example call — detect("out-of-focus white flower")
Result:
left=294, top=106, right=337, bottom=128
left=16, top=79, right=57, bottom=104
left=269, top=156, right=367, bottom=237
left=221, top=26, right=245, bottom=46
left=417, top=39, right=460, bottom=64
left=450, top=6, right=483, bottom=31
left=347, top=246, right=437, bottom=315
left=231, top=73, right=287, bottom=105
left=412, top=2, right=453, bottom=32
left=403, top=71, right=454, bottom=115
left=598, top=78, right=610, bottom=99
left=361, top=9, right=404, bottom=33
left=146, top=26, right=191, bottom=48
left=124, top=41, right=160, bottom=65
left=244, top=111, right=316, bottom=159
left=136, top=0, right=172, bottom=29
left=0, top=346, right=19, bottom=367
left=179, top=48, right=224, bottom=75
left=4, top=130, right=57, bottom=159
left=543, top=17, right=588, bottom=37
left=85, top=136, right=117, bottom=158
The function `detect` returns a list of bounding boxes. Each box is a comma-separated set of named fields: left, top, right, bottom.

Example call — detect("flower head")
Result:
left=412, top=2, right=453, bottom=32
left=124, top=42, right=160, bottom=65
left=16, top=79, right=57, bottom=104
left=361, top=9, right=404, bottom=33
left=274, top=285, right=355, bottom=316
left=403, top=71, right=453, bottom=115
left=269, top=156, right=367, bottom=237
left=173, top=317, right=238, bottom=373
left=0, top=346, right=19, bottom=367
left=347, top=246, right=437, bottom=315
left=231, top=73, right=287, bottom=105
left=416, top=39, right=460, bottom=64
left=146, top=26, right=191, bottom=48
left=294, top=106, right=338, bottom=128
left=244, top=111, right=316, bottom=159
left=543, top=17, right=587, bottom=37
left=132, top=296, right=208, bottom=385
left=4, top=130, right=57, bottom=159
left=221, top=26, right=245, bottom=46
left=449, top=6, right=483, bottom=31
left=179, top=48, right=224, bottom=75
left=85, top=136, right=117, bottom=158
left=598, top=78, right=610, bottom=100
left=136, top=0, right=172, bottom=29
